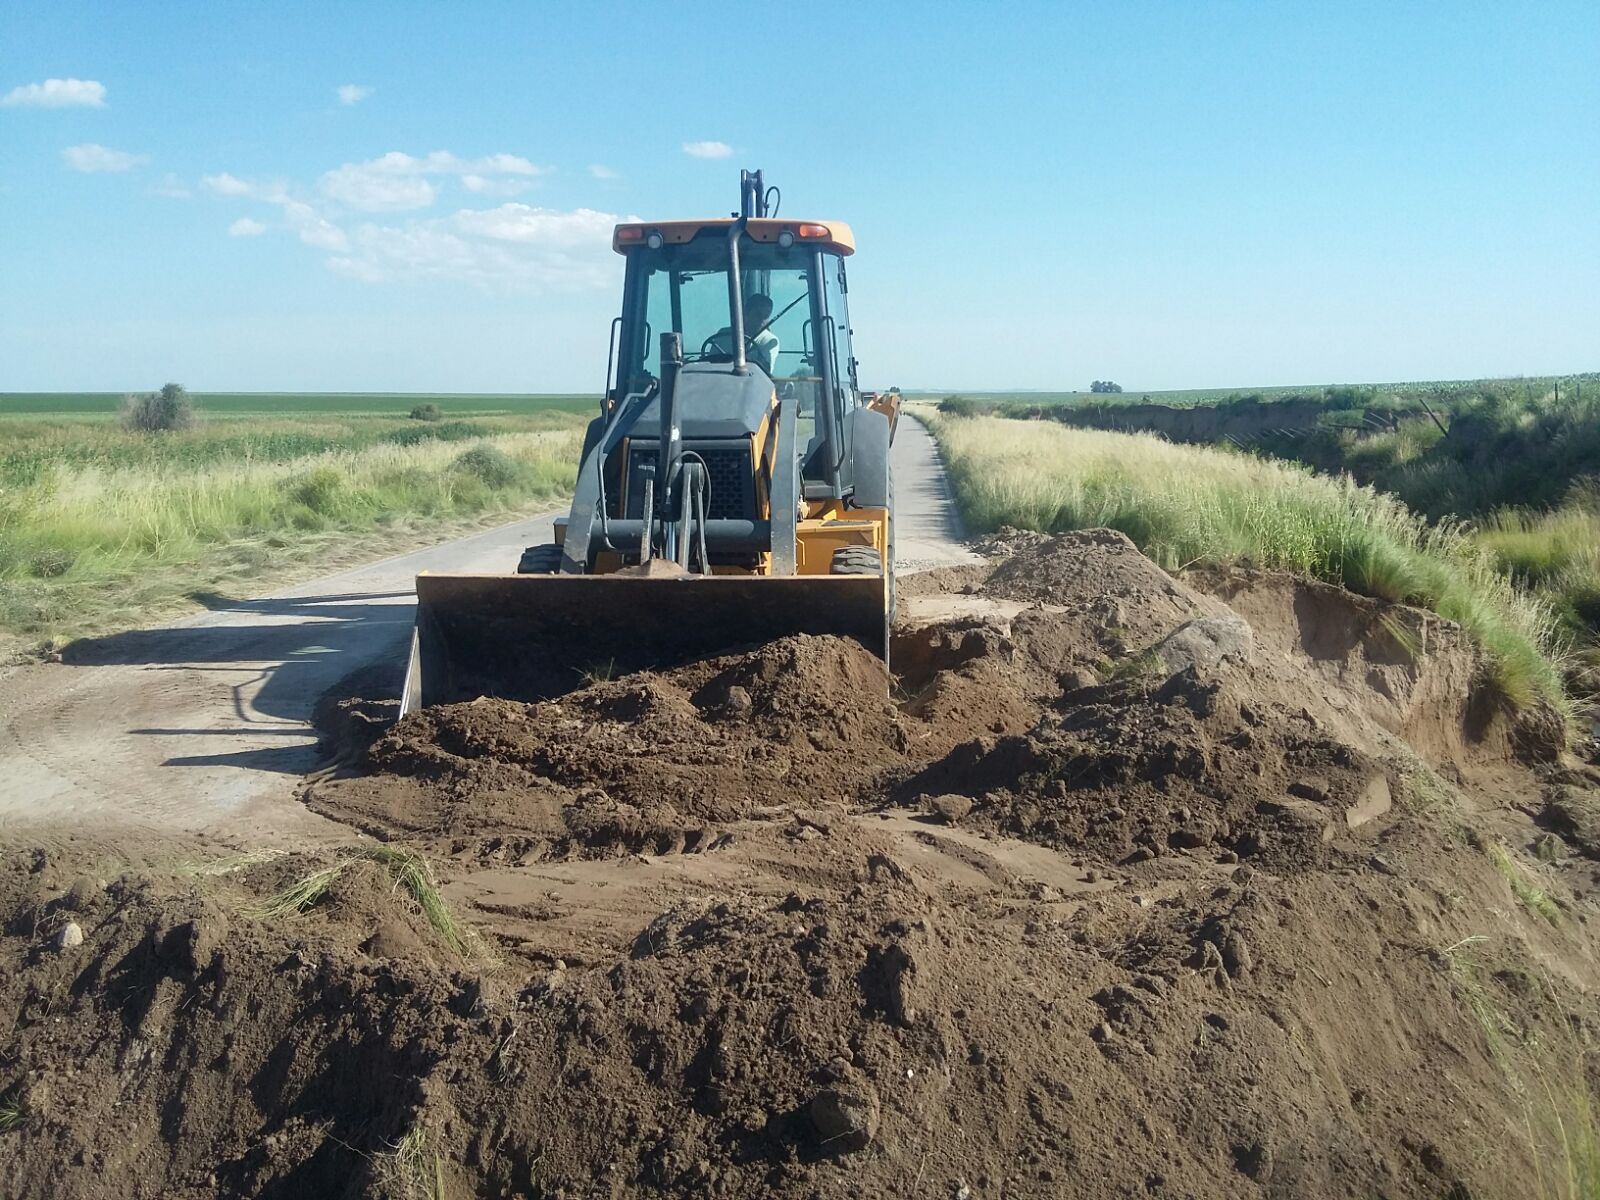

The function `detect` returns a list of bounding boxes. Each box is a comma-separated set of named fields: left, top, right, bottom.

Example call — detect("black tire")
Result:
left=829, top=545, right=883, bottom=576
left=516, top=544, right=564, bottom=575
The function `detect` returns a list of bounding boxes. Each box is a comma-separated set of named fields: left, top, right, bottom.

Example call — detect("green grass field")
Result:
left=0, top=392, right=592, bottom=649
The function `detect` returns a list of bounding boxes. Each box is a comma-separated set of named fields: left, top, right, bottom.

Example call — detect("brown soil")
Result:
left=5, top=531, right=1600, bottom=1199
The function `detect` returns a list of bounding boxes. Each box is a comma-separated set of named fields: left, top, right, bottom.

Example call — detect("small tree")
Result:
left=409, top=402, right=443, bottom=422
left=120, top=382, right=196, bottom=432
left=1089, top=380, right=1124, bottom=394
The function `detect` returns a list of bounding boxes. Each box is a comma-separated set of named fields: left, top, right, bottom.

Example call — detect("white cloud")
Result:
left=327, top=203, right=621, bottom=289
left=682, top=140, right=733, bottom=159
left=151, top=173, right=192, bottom=198
left=282, top=201, right=349, bottom=251
left=322, top=162, right=437, bottom=211
left=318, top=150, right=546, bottom=211
left=202, top=172, right=254, bottom=196
left=588, top=164, right=619, bottom=180
left=336, top=84, right=373, bottom=106
left=189, top=150, right=603, bottom=289
left=460, top=173, right=535, bottom=197
left=62, top=143, right=148, bottom=172
left=471, top=152, right=539, bottom=176
left=2, top=78, right=106, bottom=108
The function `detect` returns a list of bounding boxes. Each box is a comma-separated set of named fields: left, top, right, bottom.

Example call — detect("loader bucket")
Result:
left=400, top=572, right=889, bottom=713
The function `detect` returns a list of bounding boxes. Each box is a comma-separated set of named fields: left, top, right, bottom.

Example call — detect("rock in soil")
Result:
left=809, top=1077, right=881, bottom=1152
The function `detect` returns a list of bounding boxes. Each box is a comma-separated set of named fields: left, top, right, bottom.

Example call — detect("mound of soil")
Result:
left=4, top=531, right=1598, bottom=1200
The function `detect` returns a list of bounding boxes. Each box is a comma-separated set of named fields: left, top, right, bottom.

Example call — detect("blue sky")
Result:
left=2, top=1, right=1596, bottom=393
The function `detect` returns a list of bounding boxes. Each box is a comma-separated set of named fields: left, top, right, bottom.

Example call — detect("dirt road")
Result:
left=0, top=417, right=972, bottom=844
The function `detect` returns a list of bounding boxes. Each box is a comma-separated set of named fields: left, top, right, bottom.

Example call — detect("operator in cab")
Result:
left=709, top=293, right=780, bottom=377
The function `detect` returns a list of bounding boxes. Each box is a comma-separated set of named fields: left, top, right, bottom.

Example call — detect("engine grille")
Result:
left=627, top=441, right=753, bottom=520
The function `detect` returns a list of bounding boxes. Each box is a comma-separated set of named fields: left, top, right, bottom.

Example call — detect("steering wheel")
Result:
left=697, top=333, right=753, bottom=364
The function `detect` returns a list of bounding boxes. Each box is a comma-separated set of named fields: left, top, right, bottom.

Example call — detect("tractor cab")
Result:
left=607, top=206, right=860, bottom=502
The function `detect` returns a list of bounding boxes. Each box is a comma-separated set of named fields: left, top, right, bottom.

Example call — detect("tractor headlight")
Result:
left=777, top=229, right=795, bottom=249
left=646, top=231, right=664, bottom=250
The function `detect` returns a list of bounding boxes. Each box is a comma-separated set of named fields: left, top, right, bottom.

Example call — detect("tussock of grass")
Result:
left=379, top=1125, right=447, bottom=1199
left=1104, top=647, right=1164, bottom=684
left=256, top=846, right=467, bottom=955
left=1477, top=498, right=1600, bottom=657
left=1488, top=843, right=1563, bottom=926
left=0, top=1098, right=27, bottom=1133
left=927, top=414, right=1568, bottom=717
left=1440, top=935, right=1513, bottom=1056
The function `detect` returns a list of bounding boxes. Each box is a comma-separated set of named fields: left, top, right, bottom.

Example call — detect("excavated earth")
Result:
left=5, top=530, right=1600, bottom=1199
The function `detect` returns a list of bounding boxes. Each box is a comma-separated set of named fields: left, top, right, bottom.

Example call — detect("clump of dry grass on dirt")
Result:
left=1487, top=842, right=1563, bottom=927
left=377, top=1125, right=448, bottom=1200
left=255, top=845, right=467, bottom=955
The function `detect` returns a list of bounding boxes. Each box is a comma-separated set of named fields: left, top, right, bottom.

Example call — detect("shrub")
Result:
left=939, top=396, right=977, bottom=417
left=120, top=383, right=196, bottom=433
left=383, top=421, right=492, bottom=447
left=409, top=403, right=443, bottom=422
left=289, top=465, right=350, bottom=515
left=452, top=444, right=529, bottom=491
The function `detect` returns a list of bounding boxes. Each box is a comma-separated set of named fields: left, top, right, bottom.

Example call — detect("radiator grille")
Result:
left=627, top=441, right=753, bottom=520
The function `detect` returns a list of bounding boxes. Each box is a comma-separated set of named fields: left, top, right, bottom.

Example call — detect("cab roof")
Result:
left=612, top=218, right=855, bottom=257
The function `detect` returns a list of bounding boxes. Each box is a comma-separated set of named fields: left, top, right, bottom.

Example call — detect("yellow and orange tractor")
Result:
left=403, top=170, right=899, bottom=711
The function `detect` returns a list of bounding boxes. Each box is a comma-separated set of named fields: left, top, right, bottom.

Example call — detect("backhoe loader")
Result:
left=401, top=170, right=898, bottom=712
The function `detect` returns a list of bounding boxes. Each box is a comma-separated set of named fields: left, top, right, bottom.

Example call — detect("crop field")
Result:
left=0, top=392, right=591, bottom=649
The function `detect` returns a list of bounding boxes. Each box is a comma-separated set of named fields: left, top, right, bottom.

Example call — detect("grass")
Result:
left=0, top=404, right=587, bottom=645
left=378, top=1125, right=448, bottom=1200
left=927, top=412, right=1569, bottom=716
left=912, top=372, right=1597, bottom=412
left=1488, top=842, right=1563, bottom=926
left=1439, top=936, right=1599, bottom=1198
left=255, top=845, right=468, bottom=955
left=0, top=1098, right=26, bottom=1132
left=1477, top=498, right=1600, bottom=661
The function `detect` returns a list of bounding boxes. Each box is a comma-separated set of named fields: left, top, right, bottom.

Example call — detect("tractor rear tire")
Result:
left=516, top=544, right=564, bottom=575
left=829, top=546, right=883, bottom=576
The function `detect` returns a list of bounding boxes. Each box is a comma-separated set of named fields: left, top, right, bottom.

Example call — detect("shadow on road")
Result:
left=57, top=591, right=415, bottom=774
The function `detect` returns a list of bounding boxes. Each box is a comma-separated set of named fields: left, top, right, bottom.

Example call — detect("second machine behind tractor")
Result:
left=402, top=170, right=900, bottom=711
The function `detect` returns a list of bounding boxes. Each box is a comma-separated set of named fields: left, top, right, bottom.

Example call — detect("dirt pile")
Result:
left=4, top=531, right=1598, bottom=1200
left=311, top=634, right=909, bottom=861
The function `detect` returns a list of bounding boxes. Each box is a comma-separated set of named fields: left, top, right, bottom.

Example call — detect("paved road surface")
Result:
left=0, top=416, right=974, bottom=844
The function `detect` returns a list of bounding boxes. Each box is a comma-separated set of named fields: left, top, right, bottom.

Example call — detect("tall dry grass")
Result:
left=927, top=413, right=1568, bottom=715
left=0, top=420, right=584, bottom=643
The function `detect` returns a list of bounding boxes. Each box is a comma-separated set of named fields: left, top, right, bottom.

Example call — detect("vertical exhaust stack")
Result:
left=656, top=330, right=684, bottom=562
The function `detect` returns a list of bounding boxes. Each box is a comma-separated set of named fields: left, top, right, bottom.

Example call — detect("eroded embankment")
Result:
left=3, top=531, right=1598, bottom=1200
